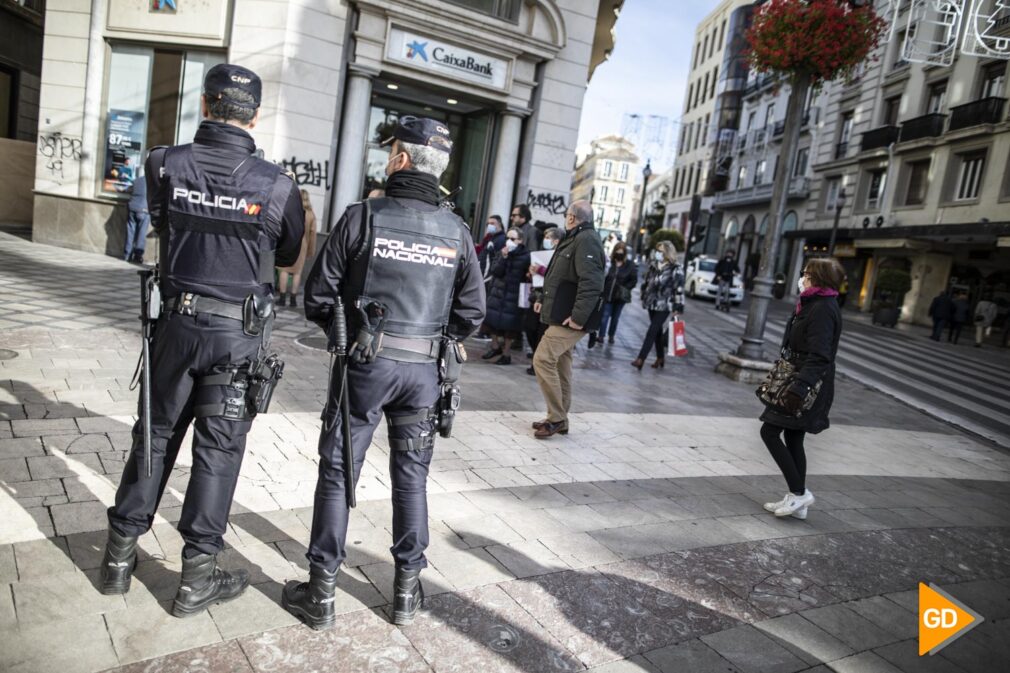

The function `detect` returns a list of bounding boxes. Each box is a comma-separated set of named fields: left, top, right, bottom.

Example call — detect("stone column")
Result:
left=486, top=109, right=525, bottom=224
left=330, top=64, right=378, bottom=227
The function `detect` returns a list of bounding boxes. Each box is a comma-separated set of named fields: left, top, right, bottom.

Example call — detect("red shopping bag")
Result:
left=668, top=317, right=688, bottom=358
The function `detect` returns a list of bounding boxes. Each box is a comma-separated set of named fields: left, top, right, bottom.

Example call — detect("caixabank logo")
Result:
left=919, top=583, right=984, bottom=656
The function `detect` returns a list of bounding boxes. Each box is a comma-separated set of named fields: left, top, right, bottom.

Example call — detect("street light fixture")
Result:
left=633, top=160, right=652, bottom=255
left=827, top=188, right=847, bottom=257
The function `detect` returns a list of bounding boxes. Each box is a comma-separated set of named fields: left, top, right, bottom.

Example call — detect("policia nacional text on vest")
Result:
left=283, top=116, right=486, bottom=630
left=98, top=64, right=305, bottom=620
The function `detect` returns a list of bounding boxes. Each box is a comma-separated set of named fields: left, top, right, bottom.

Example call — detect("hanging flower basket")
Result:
left=746, top=0, right=887, bottom=84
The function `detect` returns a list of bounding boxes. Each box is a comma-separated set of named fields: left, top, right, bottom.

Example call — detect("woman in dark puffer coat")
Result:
left=482, top=228, right=531, bottom=365
left=759, top=257, right=844, bottom=521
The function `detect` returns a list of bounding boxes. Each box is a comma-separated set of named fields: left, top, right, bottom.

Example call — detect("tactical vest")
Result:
left=159, top=145, right=281, bottom=303
left=351, top=197, right=465, bottom=341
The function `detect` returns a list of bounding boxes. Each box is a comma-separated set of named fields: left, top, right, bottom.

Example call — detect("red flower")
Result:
left=745, top=0, right=886, bottom=83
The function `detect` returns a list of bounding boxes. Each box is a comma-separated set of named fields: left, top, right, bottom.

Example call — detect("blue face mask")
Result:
left=486, top=224, right=498, bottom=235
left=543, top=240, right=555, bottom=250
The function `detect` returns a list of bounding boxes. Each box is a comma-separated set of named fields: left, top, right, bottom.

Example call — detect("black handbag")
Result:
left=755, top=351, right=822, bottom=417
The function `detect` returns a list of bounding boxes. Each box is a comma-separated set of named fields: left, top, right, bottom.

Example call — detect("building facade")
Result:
left=712, top=74, right=823, bottom=290
left=1, top=0, right=44, bottom=226
left=570, top=134, right=639, bottom=239
left=800, top=1, right=1010, bottom=325
left=666, top=0, right=753, bottom=249
left=31, top=0, right=623, bottom=256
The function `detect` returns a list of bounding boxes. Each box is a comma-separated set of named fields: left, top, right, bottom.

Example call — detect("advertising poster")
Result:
left=103, top=109, right=146, bottom=194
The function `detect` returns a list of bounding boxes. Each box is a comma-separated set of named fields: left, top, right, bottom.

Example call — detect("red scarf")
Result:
left=796, top=287, right=839, bottom=314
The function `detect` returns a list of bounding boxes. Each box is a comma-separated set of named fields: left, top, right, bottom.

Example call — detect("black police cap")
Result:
left=382, top=116, right=452, bottom=154
left=204, top=64, right=262, bottom=109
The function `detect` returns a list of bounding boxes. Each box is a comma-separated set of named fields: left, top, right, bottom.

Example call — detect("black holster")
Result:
left=437, top=340, right=465, bottom=438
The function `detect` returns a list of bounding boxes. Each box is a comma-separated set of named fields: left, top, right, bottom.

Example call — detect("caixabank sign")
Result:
left=386, top=27, right=510, bottom=91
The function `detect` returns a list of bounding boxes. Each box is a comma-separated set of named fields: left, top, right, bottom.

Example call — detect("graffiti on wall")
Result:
left=526, top=189, right=567, bottom=216
left=38, top=132, right=83, bottom=181
left=277, top=156, right=330, bottom=189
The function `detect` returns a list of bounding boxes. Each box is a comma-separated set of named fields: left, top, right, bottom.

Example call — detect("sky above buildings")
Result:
left=576, top=0, right=711, bottom=158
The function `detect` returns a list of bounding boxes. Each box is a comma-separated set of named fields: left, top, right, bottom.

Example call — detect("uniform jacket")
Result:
left=302, top=191, right=486, bottom=342
left=485, top=244, right=531, bottom=333
left=540, top=221, right=605, bottom=327
left=603, top=261, right=638, bottom=304
left=760, top=294, right=842, bottom=434
left=640, top=262, right=685, bottom=313
left=146, top=120, right=304, bottom=302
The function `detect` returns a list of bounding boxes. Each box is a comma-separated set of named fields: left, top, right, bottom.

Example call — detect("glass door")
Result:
left=451, top=110, right=494, bottom=227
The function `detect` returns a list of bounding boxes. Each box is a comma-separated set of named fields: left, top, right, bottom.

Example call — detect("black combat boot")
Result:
left=99, top=529, right=138, bottom=595
left=171, top=553, right=249, bottom=617
left=392, top=568, right=424, bottom=625
left=282, top=566, right=338, bottom=630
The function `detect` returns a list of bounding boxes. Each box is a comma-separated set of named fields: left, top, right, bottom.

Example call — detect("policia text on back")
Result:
left=97, top=64, right=305, bottom=620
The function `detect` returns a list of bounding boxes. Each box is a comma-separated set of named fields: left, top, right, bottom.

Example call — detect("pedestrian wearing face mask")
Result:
left=524, top=227, right=562, bottom=375
left=477, top=215, right=507, bottom=283
left=759, top=258, right=844, bottom=520
left=596, top=242, right=638, bottom=345
left=632, top=241, right=684, bottom=370
left=483, top=227, right=531, bottom=365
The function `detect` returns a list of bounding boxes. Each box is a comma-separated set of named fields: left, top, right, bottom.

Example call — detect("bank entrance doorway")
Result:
left=363, top=80, right=496, bottom=234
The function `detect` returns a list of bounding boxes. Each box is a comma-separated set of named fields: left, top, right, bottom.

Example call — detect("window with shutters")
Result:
left=952, top=151, right=986, bottom=202
left=903, top=160, right=930, bottom=206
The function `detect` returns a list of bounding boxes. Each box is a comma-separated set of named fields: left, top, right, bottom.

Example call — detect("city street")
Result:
left=2, top=231, right=1009, bottom=672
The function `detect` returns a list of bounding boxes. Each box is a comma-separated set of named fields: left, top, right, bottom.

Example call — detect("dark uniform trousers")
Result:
left=108, top=312, right=261, bottom=557
left=307, top=356, right=439, bottom=573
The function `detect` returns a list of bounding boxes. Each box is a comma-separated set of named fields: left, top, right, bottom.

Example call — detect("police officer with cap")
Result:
left=99, top=64, right=304, bottom=616
left=283, top=117, right=485, bottom=628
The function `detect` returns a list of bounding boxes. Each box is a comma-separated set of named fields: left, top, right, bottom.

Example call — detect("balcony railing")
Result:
left=899, top=113, right=947, bottom=142
left=948, top=97, right=1007, bottom=132
left=772, top=121, right=786, bottom=137
left=860, top=126, right=900, bottom=152
left=713, top=176, right=811, bottom=208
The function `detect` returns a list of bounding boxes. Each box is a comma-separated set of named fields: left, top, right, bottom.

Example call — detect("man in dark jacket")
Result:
left=124, top=172, right=150, bottom=263
left=509, top=203, right=539, bottom=252
left=949, top=291, right=971, bottom=344
left=531, top=199, right=604, bottom=438
left=713, top=249, right=739, bottom=312
left=928, top=290, right=953, bottom=341
left=101, top=64, right=304, bottom=617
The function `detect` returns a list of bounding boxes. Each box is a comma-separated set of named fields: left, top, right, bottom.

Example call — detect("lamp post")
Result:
left=827, top=188, right=847, bottom=257
left=633, top=160, right=652, bottom=255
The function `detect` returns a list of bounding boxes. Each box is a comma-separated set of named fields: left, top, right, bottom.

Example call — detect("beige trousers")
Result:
left=532, top=324, right=586, bottom=423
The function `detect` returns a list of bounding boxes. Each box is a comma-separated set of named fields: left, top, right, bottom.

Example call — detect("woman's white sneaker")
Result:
left=790, top=506, right=808, bottom=520
left=774, top=490, right=815, bottom=517
left=763, top=494, right=791, bottom=513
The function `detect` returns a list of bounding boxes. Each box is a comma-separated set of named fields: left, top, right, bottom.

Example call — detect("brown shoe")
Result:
left=532, top=419, right=568, bottom=433
left=534, top=420, right=568, bottom=439
left=631, top=358, right=644, bottom=371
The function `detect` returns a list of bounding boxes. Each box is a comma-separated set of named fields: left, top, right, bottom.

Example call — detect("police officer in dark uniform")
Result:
left=282, top=117, right=485, bottom=629
left=99, top=64, right=305, bottom=617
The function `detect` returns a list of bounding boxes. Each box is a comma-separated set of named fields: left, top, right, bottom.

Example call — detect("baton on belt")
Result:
left=328, top=297, right=356, bottom=508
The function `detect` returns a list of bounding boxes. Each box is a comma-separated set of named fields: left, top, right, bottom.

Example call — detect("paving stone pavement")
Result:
left=2, top=232, right=1009, bottom=672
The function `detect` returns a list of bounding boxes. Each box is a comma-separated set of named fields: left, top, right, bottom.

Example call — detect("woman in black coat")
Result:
left=760, top=257, right=844, bottom=520
left=596, top=242, right=638, bottom=345
left=482, top=228, right=531, bottom=365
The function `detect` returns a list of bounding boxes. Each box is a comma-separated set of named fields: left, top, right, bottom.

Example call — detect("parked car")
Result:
left=685, top=255, right=744, bottom=304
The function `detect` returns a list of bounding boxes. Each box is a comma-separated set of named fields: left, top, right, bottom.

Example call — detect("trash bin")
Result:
left=772, top=273, right=786, bottom=300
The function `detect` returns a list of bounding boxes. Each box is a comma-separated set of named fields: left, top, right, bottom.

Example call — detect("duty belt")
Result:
left=167, top=293, right=244, bottom=322
left=381, top=334, right=441, bottom=359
